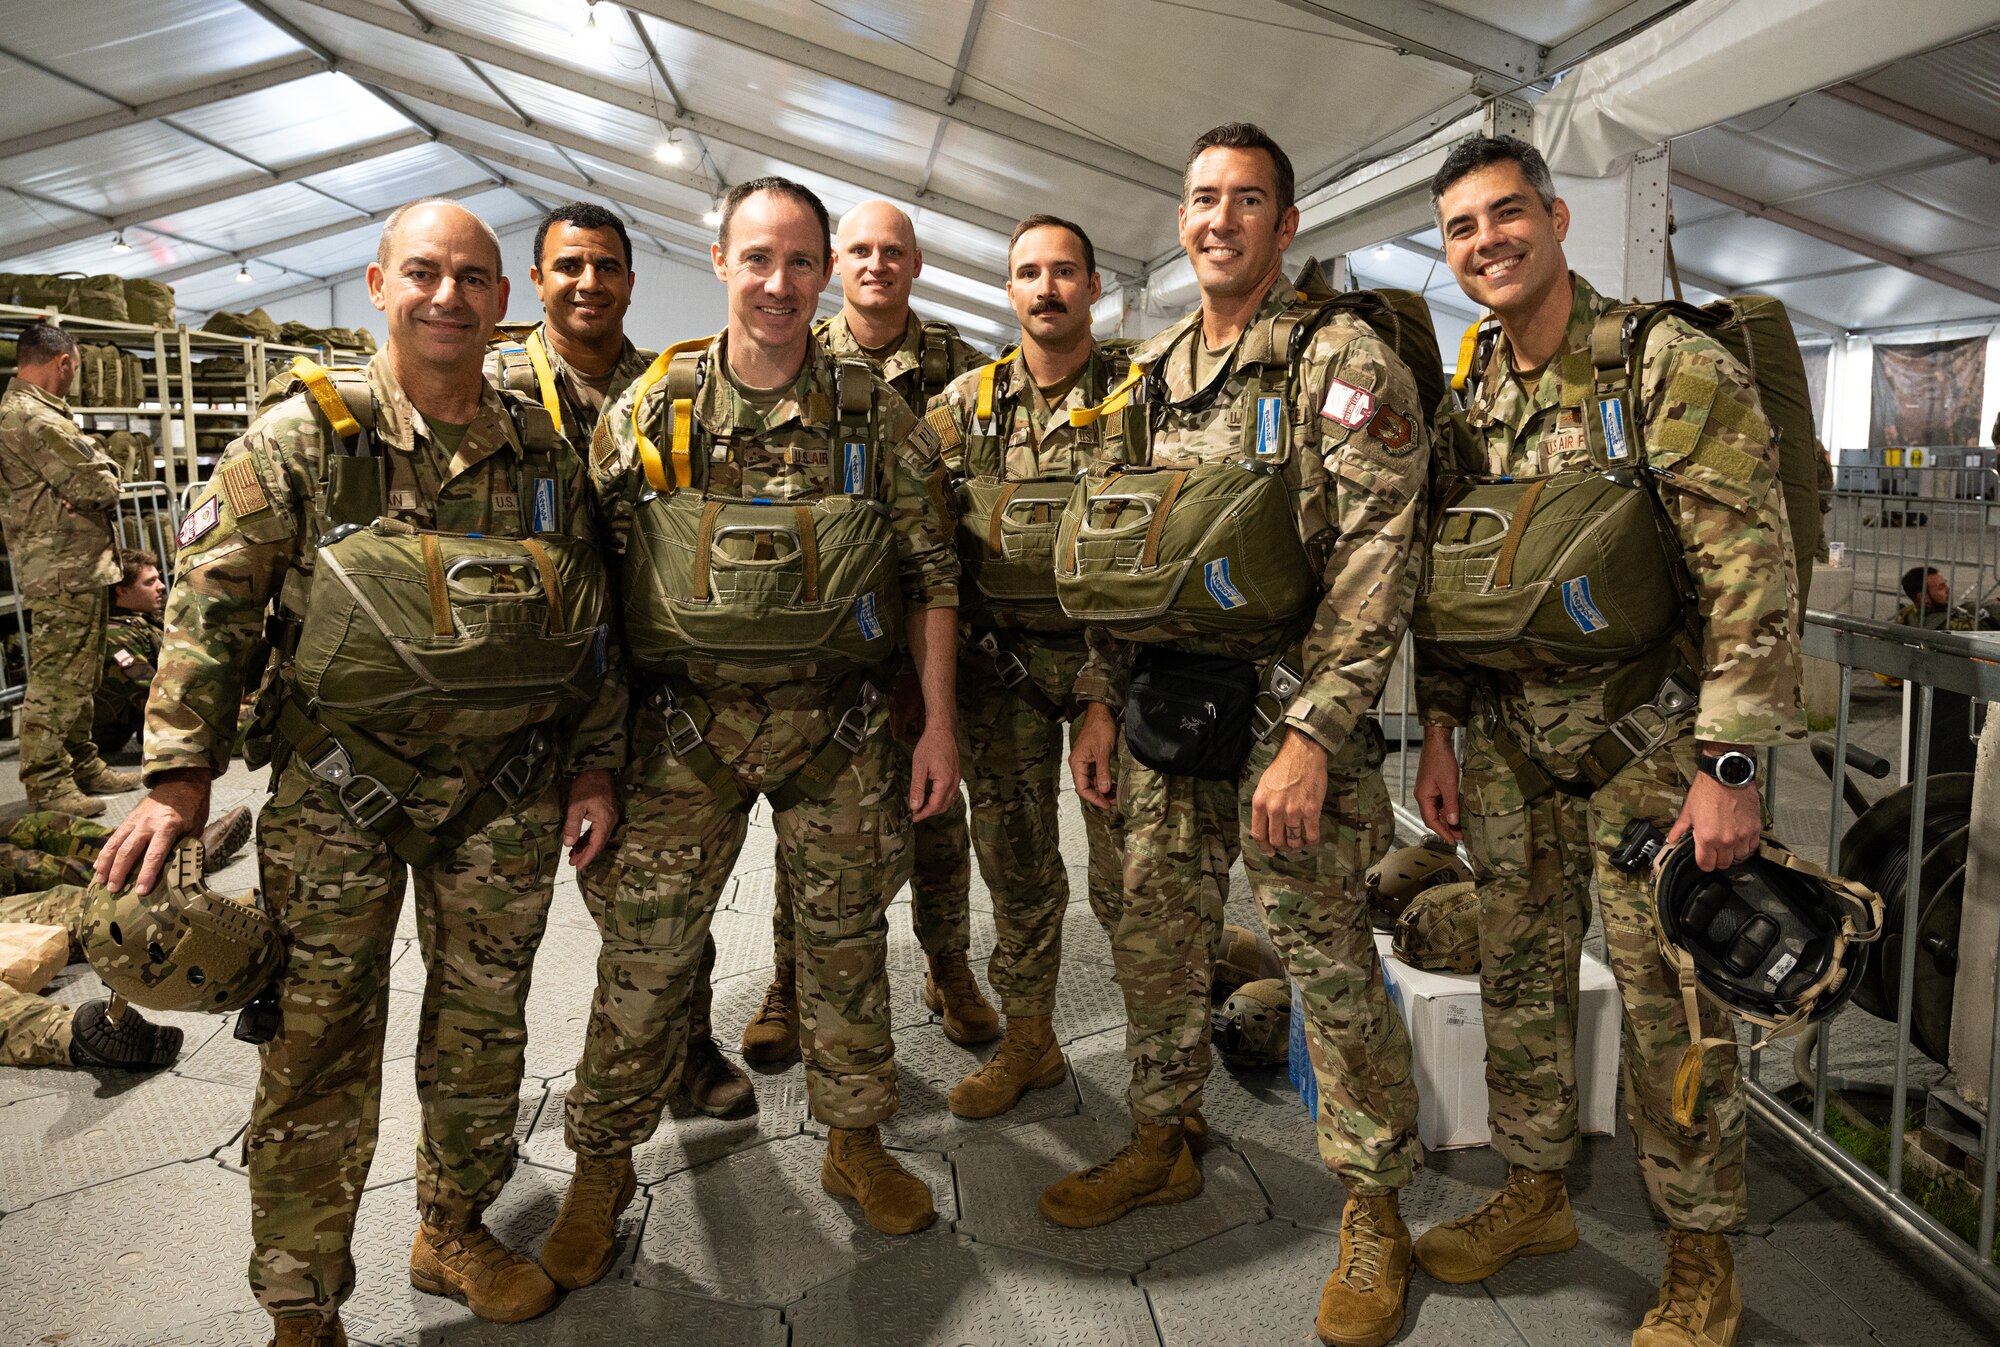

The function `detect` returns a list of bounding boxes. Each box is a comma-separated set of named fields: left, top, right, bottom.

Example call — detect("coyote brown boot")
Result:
left=1632, top=1230, right=1741, bottom=1347
left=539, top=1154, right=638, bottom=1289
left=410, top=1220, right=556, bottom=1322
left=683, top=1032, right=756, bottom=1119
left=1414, top=1165, right=1577, bottom=1283
left=820, top=1125, right=936, bottom=1234
left=948, top=1014, right=1065, bottom=1118
left=75, top=763, right=141, bottom=794
left=923, top=950, right=999, bottom=1044
left=1315, top=1191, right=1413, bottom=1347
left=200, top=804, right=255, bottom=871
left=266, top=1314, right=346, bottom=1347
left=1038, top=1121, right=1201, bottom=1228
left=28, top=784, right=103, bottom=818
left=740, top=968, right=800, bottom=1063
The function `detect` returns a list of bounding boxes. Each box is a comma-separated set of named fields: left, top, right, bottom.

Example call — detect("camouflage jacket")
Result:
left=482, top=323, right=654, bottom=447
left=1074, top=279, right=1431, bottom=758
left=818, top=310, right=984, bottom=414
left=146, top=354, right=627, bottom=801
left=98, top=608, right=161, bottom=714
left=1415, top=273, right=1805, bottom=769
left=591, top=330, right=959, bottom=687
left=0, top=378, right=121, bottom=598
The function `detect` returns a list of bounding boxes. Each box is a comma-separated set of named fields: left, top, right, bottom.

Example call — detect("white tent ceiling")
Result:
left=1, top=1, right=1997, bottom=343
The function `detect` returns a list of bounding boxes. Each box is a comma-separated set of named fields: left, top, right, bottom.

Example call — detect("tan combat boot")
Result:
left=28, top=784, right=104, bottom=818
left=683, top=1031, right=756, bottom=1119
left=1184, top=1109, right=1210, bottom=1155
left=1039, top=1121, right=1202, bottom=1229
left=1632, top=1230, right=1742, bottom=1347
left=1315, top=1191, right=1413, bottom=1347
left=200, top=804, right=255, bottom=871
left=740, top=968, right=800, bottom=1064
left=266, top=1314, right=345, bottom=1347
left=947, top=1014, right=1065, bottom=1118
left=923, top=949, right=1000, bottom=1044
left=75, top=763, right=141, bottom=794
left=820, top=1125, right=936, bottom=1234
left=539, top=1153, right=638, bottom=1289
left=410, top=1220, right=557, bottom=1321
left=1413, top=1164, right=1578, bottom=1283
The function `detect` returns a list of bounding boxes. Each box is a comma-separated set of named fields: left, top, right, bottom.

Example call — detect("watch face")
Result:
left=1715, top=752, right=1757, bottom=787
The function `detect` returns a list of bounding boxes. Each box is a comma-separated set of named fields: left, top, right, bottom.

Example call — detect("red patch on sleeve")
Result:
left=1320, top=378, right=1377, bottom=429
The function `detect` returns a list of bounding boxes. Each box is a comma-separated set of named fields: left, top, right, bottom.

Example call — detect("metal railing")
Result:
left=1821, top=460, right=2000, bottom=623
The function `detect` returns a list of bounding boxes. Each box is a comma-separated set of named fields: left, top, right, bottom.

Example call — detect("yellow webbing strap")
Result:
left=292, top=355, right=360, bottom=440
left=1451, top=315, right=1494, bottom=395
left=975, top=348, right=1019, bottom=423
left=630, top=336, right=716, bottom=493
left=524, top=329, right=565, bottom=436
left=1068, top=360, right=1147, bottom=429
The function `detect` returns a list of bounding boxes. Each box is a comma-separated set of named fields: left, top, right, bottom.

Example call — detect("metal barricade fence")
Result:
left=1822, top=458, right=2000, bottom=623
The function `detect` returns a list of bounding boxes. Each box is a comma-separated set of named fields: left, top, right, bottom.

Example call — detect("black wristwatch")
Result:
left=1695, top=749, right=1758, bottom=789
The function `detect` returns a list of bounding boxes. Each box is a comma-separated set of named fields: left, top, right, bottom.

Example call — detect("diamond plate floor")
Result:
left=4, top=755, right=1998, bottom=1345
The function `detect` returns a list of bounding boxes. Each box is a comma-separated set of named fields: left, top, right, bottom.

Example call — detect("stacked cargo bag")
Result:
left=75, top=275, right=129, bottom=322
left=0, top=272, right=83, bottom=313
left=203, top=307, right=281, bottom=341
left=122, top=277, right=176, bottom=328
left=124, top=350, right=149, bottom=406
left=277, top=320, right=324, bottom=349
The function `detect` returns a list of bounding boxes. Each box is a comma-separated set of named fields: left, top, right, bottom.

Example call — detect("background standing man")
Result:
left=0, top=321, right=138, bottom=815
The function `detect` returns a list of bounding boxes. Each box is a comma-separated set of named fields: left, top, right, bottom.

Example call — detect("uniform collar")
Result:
left=536, top=323, right=646, bottom=387
left=4, top=377, right=69, bottom=415
left=697, top=331, right=838, bottom=435
left=823, top=309, right=923, bottom=383
left=1143, top=274, right=1298, bottom=403
left=364, top=351, right=517, bottom=474
left=1474, top=271, right=1612, bottom=423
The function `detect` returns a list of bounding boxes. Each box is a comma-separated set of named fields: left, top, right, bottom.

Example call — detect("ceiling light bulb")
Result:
left=702, top=202, right=723, bottom=228
left=576, top=2, right=613, bottom=51
left=236, top=264, right=253, bottom=284
left=1374, top=244, right=1392, bottom=262
left=655, top=137, right=684, bottom=165
left=111, top=231, right=131, bottom=254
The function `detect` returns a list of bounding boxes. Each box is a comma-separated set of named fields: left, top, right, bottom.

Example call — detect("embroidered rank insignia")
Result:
left=1366, top=405, right=1412, bottom=449
left=1320, top=378, right=1376, bottom=429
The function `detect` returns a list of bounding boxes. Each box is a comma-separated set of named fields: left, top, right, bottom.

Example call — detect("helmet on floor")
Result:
left=1213, top=922, right=1283, bottom=1001
left=1212, top=978, right=1290, bottom=1067
left=1392, top=880, right=1482, bottom=974
left=82, top=835, right=283, bottom=1013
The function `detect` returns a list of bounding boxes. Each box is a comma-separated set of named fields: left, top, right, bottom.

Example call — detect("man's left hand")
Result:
left=563, top=768, right=619, bottom=869
left=908, top=725, right=961, bottom=822
left=1251, top=730, right=1328, bottom=853
left=1667, top=770, right=1760, bottom=872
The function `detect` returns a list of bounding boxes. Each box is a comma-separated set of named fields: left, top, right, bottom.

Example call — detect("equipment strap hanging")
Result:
left=524, top=328, right=566, bottom=437
left=630, top=336, right=716, bottom=492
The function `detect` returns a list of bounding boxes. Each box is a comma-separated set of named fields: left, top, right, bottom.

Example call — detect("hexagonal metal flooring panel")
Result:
left=951, top=1112, right=1266, bottom=1273
left=416, top=1279, right=786, bottom=1346
left=0, top=1070, right=251, bottom=1210
left=518, top=1068, right=807, bottom=1185
left=866, top=1018, right=1079, bottom=1152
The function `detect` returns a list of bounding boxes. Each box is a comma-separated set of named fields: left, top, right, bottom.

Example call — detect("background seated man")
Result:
left=93, top=548, right=166, bottom=755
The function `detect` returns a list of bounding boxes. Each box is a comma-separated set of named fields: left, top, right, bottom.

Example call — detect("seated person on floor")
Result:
left=1897, top=565, right=2000, bottom=631
left=93, top=548, right=166, bottom=755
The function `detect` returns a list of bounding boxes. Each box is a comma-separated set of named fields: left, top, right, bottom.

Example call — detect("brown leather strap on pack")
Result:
left=520, top=537, right=566, bottom=635
left=794, top=505, right=820, bottom=603
left=987, top=482, right=1022, bottom=559
left=692, top=499, right=727, bottom=602
left=1139, top=470, right=1188, bottom=569
left=419, top=534, right=452, bottom=636
left=1490, top=479, right=1549, bottom=590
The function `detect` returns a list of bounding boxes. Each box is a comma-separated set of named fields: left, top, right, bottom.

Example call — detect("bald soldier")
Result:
left=97, top=198, right=626, bottom=1345
left=740, top=198, right=993, bottom=1064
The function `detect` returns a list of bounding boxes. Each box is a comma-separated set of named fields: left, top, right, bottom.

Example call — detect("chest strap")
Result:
left=631, top=337, right=716, bottom=492
left=648, top=672, right=882, bottom=815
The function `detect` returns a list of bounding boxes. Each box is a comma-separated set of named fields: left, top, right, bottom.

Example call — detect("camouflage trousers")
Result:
left=958, top=634, right=1119, bottom=1018
left=246, top=757, right=564, bottom=1318
left=1459, top=712, right=1746, bottom=1232
left=567, top=678, right=909, bottom=1155
left=2, top=810, right=109, bottom=891
left=0, top=882, right=87, bottom=1067
left=20, top=588, right=109, bottom=799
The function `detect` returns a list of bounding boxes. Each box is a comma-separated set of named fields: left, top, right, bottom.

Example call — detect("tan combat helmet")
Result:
left=1211, top=978, right=1291, bottom=1067
left=1213, top=923, right=1283, bottom=1001
left=1392, top=881, right=1482, bottom=974
left=82, top=836, right=282, bottom=1013
left=1365, top=837, right=1471, bottom=930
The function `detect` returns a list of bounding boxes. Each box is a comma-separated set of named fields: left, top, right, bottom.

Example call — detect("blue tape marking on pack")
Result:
left=856, top=592, right=884, bottom=642
left=1203, top=556, right=1247, bottom=610
left=498, top=343, right=526, bottom=354
left=1256, top=395, right=1282, bottom=457
left=594, top=624, right=609, bottom=674
left=1289, top=979, right=1317, bottom=1120
left=843, top=442, right=866, bottom=494
left=532, top=477, right=556, bottom=533
left=1597, top=396, right=1629, bottom=461
left=1562, top=575, right=1610, bottom=634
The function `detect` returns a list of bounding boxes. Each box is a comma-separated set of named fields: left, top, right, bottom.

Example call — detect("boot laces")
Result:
left=1453, top=1170, right=1544, bottom=1240
left=434, top=1224, right=521, bottom=1279
left=1650, top=1231, right=1721, bottom=1329
left=979, top=1025, right=1050, bottom=1078
left=1339, top=1200, right=1394, bottom=1290
left=567, top=1162, right=630, bottom=1225
left=838, top=1130, right=909, bottom=1187
left=685, top=1033, right=730, bottom=1086
left=752, top=977, right=796, bottom=1027
left=1078, top=1130, right=1168, bottom=1185
left=931, top=955, right=983, bottom=1007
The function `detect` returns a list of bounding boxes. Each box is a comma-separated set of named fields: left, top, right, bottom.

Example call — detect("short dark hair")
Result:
left=116, top=548, right=160, bottom=588
left=16, top=321, right=76, bottom=367
left=1902, top=565, right=1942, bottom=602
left=533, top=201, right=633, bottom=271
left=717, top=177, right=831, bottom=264
left=1009, top=214, right=1096, bottom=278
left=1184, top=123, right=1295, bottom=214
left=1431, top=134, right=1558, bottom=225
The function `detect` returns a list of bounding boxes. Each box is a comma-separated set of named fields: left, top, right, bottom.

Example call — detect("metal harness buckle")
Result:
left=1251, top=658, right=1304, bottom=741
left=1608, top=673, right=1697, bottom=759
left=833, top=682, right=882, bottom=754
left=489, top=730, right=551, bottom=809
left=976, top=630, right=1029, bottom=688
left=306, top=741, right=399, bottom=832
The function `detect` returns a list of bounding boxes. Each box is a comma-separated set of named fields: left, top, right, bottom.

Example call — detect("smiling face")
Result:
left=712, top=187, right=833, bottom=361
left=532, top=221, right=633, bottom=347
left=1007, top=224, right=1099, bottom=349
left=367, top=202, right=508, bottom=373
left=1438, top=160, right=1570, bottom=323
left=833, top=200, right=921, bottom=324
left=1178, top=145, right=1297, bottom=306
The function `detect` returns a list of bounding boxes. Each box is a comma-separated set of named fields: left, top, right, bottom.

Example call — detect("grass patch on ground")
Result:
left=1822, top=1104, right=2000, bottom=1260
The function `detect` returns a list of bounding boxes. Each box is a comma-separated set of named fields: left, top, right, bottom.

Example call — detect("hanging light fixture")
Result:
left=702, top=198, right=723, bottom=228
left=574, top=1, right=613, bottom=53
left=236, top=263, right=254, bottom=285
left=110, top=231, right=132, bottom=254
left=655, top=131, right=684, bottom=166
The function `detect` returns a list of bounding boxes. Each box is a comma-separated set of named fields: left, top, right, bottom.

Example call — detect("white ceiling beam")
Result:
left=1670, top=262, right=1846, bottom=337
left=237, top=0, right=441, bottom=137
left=0, top=130, right=430, bottom=263
left=620, top=0, right=1179, bottom=196
left=3, top=55, right=331, bottom=160
left=1671, top=170, right=2000, bottom=308
left=1823, top=83, right=2000, bottom=163
left=1541, top=1, right=1695, bottom=74
left=1268, top=1, right=1542, bottom=82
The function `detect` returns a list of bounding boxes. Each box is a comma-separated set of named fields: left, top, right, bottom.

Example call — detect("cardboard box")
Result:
left=1292, top=935, right=1623, bottom=1151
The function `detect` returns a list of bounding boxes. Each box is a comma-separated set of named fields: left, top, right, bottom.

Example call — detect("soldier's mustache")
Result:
left=1031, top=300, right=1067, bottom=315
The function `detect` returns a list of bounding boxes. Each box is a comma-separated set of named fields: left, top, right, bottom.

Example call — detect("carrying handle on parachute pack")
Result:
left=632, top=336, right=717, bottom=493
left=976, top=348, right=1019, bottom=425
left=1069, top=361, right=1148, bottom=429
left=695, top=505, right=820, bottom=603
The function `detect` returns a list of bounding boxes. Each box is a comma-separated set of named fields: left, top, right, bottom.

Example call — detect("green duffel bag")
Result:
left=1, top=271, right=82, bottom=313
left=292, top=521, right=608, bottom=738
left=622, top=491, right=902, bottom=676
left=76, top=274, right=128, bottom=322
left=955, top=475, right=1078, bottom=631
left=204, top=307, right=281, bottom=341
left=1054, top=459, right=1318, bottom=642
left=278, top=320, right=327, bottom=348
left=1411, top=469, right=1687, bottom=672
left=122, top=277, right=175, bottom=328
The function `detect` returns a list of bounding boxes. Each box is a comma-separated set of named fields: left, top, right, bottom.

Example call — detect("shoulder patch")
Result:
left=217, top=456, right=269, bottom=519
left=1321, top=378, right=1377, bottom=429
left=924, top=404, right=963, bottom=454
left=177, top=495, right=220, bottom=547
left=1366, top=404, right=1412, bottom=450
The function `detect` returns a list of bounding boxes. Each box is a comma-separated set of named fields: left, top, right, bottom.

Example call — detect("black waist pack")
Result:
left=1125, top=648, right=1259, bottom=781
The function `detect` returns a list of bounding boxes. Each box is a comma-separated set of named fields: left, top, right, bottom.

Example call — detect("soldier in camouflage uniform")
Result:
left=95, top=199, right=627, bottom=1346
left=1062, top=126, right=1424, bottom=1347
left=541, top=179, right=960, bottom=1283
left=737, top=198, right=993, bottom=1064
left=1410, top=137, right=1805, bottom=1347
left=93, top=548, right=165, bottom=754
left=0, top=322, right=141, bottom=816
left=482, top=201, right=754, bottom=1124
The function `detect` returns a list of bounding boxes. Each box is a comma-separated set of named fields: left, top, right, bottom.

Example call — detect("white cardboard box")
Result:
left=1291, top=935, right=1624, bottom=1151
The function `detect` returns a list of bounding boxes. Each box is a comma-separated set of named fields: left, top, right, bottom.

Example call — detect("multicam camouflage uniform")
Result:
left=755, top=311, right=985, bottom=973
left=145, top=355, right=625, bottom=1318
left=93, top=608, right=161, bottom=753
left=569, top=332, right=956, bottom=1149
left=0, top=810, right=108, bottom=1066
left=482, top=325, right=655, bottom=457
left=1416, top=273, right=1806, bottom=1232
left=1076, top=279, right=1423, bottom=1193
left=0, top=378, right=123, bottom=800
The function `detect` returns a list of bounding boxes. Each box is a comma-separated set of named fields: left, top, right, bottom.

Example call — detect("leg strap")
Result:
left=649, top=672, right=881, bottom=816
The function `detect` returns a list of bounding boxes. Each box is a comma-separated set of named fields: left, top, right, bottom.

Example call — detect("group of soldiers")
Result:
left=64, top=123, right=1803, bottom=1347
